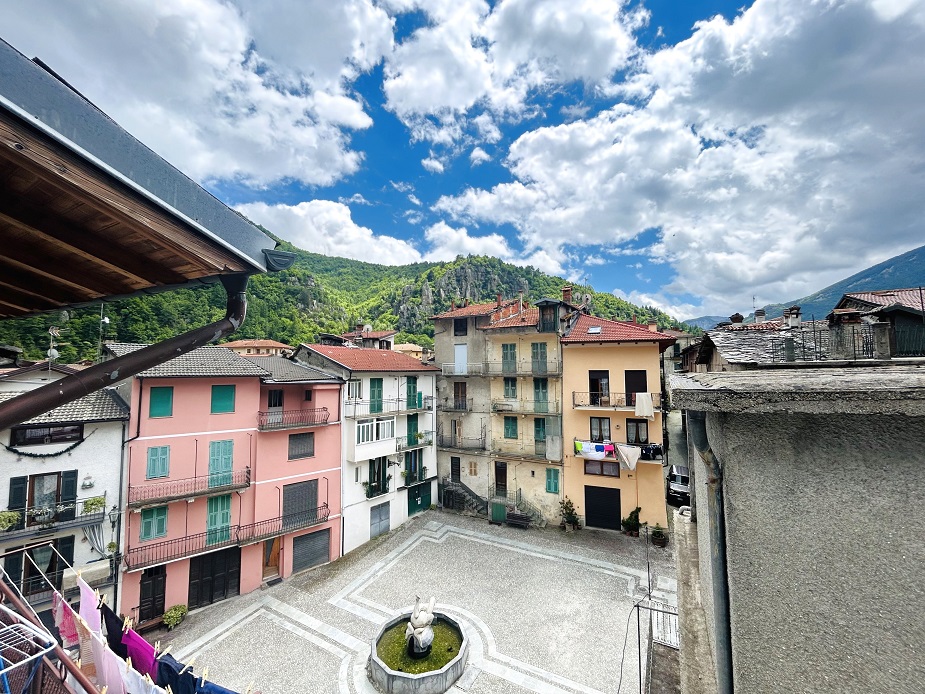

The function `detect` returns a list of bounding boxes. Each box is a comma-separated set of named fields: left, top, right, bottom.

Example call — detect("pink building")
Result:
left=108, top=345, right=342, bottom=624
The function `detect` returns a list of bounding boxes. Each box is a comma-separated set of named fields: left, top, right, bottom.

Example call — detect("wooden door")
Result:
left=263, top=538, right=281, bottom=579
left=450, top=456, right=461, bottom=482
left=370, top=378, right=383, bottom=413
left=139, top=565, right=166, bottom=622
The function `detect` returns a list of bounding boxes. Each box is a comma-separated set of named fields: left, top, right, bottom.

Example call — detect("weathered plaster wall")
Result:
left=704, top=411, right=925, bottom=693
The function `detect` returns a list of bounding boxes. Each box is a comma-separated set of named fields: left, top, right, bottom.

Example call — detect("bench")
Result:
left=135, top=616, right=165, bottom=635
left=505, top=512, right=531, bottom=529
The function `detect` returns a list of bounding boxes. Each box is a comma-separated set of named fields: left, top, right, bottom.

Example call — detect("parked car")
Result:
left=666, top=465, right=690, bottom=505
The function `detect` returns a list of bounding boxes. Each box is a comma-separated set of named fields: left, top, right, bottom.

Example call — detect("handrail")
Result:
left=5, top=493, right=107, bottom=535
left=571, top=392, right=662, bottom=408
left=397, top=430, right=434, bottom=451
left=258, top=407, right=330, bottom=430
left=483, top=359, right=562, bottom=376
left=128, top=467, right=250, bottom=506
left=490, top=399, right=561, bottom=414
left=239, top=504, right=330, bottom=544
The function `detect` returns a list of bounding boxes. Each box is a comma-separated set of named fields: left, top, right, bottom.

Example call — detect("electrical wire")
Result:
left=616, top=593, right=649, bottom=694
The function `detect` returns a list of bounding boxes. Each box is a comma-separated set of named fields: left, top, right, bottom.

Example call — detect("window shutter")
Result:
left=4, top=549, right=22, bottom=587
left=141, top=511, right=154, bottom=540
left=57, top=535, right=76, bottom=570
left=59, top=470, right=78, bottom=521
left=149, top=387, right=173, bottom=417
left=211, top=385, right=236, bottom=414
left=147, top=447, right=169, bottom=478
left=154, top=508, right=167, bottom=536
left=546, top=468, right=559, bottom=494
left=8, top=477, right=27, bottom=530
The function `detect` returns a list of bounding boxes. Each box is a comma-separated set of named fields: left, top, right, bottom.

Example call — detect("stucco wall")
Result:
left=702, top=411, right=925, bottom=693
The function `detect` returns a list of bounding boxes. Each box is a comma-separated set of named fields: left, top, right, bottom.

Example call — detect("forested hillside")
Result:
left=0, top=241, right=693, bottom=362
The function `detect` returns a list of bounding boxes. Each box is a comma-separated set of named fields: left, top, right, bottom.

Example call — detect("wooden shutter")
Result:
left=59, top=470, right=78, bottom=521
left=141, top=509, right=155, bottom=540
left=57, top=535, right=76, bottom=573
left=7, top=477, right=27, bottom=530
left=370, top=378, right=383, bottom=413
left=209, top=440, right=233, bottom=486
left=406, top=377, right=417, bottom=407
left=504, top=416, right=517, bottom=438
left=545, top=468, right=559, bottom=494
left=211, top=385, right=236, bottom=414
left=3, top=548, right=22, bottom=587
left=154, top=508, right=167, bottom=536
left=149, top=387, right=173, bottom=417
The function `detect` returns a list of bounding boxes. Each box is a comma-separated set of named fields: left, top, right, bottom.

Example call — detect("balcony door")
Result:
left=370, top=378, right=383, bottom=414
left=454, top=344, right=467, bottom=375
left=533, top=378, right=549, bottom=413
left=208, top=440, right=233, bottom=487
left=267, top=389, right=283, bottom=425
left=624, top=370, right=647, bottom=407
left=531, top=342, right=548, bottom=375
left=453, top=382, right=467, bottom=410
left=589, top=370, right=610, bottom=406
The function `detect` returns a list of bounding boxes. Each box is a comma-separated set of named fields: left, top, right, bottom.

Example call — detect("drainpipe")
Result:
left=687, top=409, right=734, bottom=694
left=0, top=274, right=249, bottom=431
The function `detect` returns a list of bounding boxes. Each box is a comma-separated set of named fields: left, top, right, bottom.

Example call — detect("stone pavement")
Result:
left=159, top=510, right=677, bottom=694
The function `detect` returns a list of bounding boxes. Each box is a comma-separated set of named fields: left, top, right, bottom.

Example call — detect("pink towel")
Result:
left=78, top=577, right=102, bottom=634
left=52, top=593, right=80, bottom=649
left=122, top=628, right=158, bottom=679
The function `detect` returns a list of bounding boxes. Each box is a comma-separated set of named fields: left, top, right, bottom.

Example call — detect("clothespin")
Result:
left=100, top=687, right=107, bottom=694
left=125, top=657, right=132, bottom=671
left=143, top=674, right=153, bottom=685
left=154, top=640, right=160, bottom=653
left=166, top=686, right=174, bottom=694
left=245, top=681, right=254, bottom=694
left=178, top=655, right=196, bottom=675
left=158, top=645, right=171, bottom=658
left=122, top=616, right=131, bottom=632
left=199, top=667, right=209, bottom=686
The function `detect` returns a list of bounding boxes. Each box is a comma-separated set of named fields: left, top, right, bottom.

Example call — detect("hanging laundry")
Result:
left=122, top=664, right=167, bottom=694
left=603, top=443, right=615, bottom=456
left=577, top=441, right=606, bottom=460
left=616, top=444, right=641, bottom=471
left=74, top=616, right=98, bottom=679
left=574, top=440, right=583, bottom=454
left=91, top=632, right=126, bottom=694
left=634, top=392, right=655, bottom=419
left=197, top=680, right=239, bottom=694
left=122, top=628, right=158, bottom=679
left=53, top=592, right=80, bottom=649
left=156, top=653, right=197, bottom=694
left=101, top=602, right=130, bottom=659
left=78, top=576, right=102, bottom=634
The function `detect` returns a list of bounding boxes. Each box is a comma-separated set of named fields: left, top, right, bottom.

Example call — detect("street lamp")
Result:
left=108, top=505, right=119, bottom=531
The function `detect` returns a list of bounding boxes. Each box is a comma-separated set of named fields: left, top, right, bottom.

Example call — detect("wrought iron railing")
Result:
left=258, top=407, right=330, bottom=430
left=344, top=396, right=432, bottom=418
left=440, top=363, right=485, bottom=376
left=483, top=359, right=562, bottom=376
left=399, top=468, right=430, bottom=487
left=397, top=430, right=434, bottom=451
left=491, top=399, right=560, bottom=414
left=492, top=440, right=549, bottom=458
left=128, top=467, right=250, bottom=507
left=436, top=433, right=487, bottom=450
left=239, top=504, right=330, bottom=544
left=571, top=392, right=661, bottom=408
left=364, top=481, right=390, bottom=499
left=4, top=494, right=107, bottom=538
left=441, top=397, right=473, bottom=412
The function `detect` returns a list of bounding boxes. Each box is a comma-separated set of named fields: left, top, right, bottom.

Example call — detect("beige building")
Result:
left=561, top=314, right=675, bottom=529
left=221, top=339, right=293, bottom=357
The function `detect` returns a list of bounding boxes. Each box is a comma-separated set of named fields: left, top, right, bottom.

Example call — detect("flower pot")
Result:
left=652, top=534, right=668, bottom=548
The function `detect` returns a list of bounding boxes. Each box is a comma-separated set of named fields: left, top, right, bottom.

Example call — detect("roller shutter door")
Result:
left=584, top=485, right=621, bottom=530
left=291, top=528, right=330, bottom=573
left=370, top=501, right=390, bottom=539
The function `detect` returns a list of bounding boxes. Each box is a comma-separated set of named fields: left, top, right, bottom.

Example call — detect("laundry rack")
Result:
left=0, top=603, right=56, bottom=678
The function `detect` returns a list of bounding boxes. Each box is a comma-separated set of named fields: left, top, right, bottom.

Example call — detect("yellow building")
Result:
left=561, top=314, right=675, bottom=530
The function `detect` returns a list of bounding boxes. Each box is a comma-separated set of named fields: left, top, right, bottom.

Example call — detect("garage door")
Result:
left=291, top=528, right=330, bottom=573
left=188, top=546, right=240, bottom=610
left=584, top=486, right=621, bottom=530
left=370, top=501, right=390, bottom=539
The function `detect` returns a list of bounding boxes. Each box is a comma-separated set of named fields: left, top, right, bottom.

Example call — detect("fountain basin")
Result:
left=368, top=612, right=469, bottom=694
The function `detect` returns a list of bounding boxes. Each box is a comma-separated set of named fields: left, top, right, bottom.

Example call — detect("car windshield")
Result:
left=671, top=473, right=689, bottom=484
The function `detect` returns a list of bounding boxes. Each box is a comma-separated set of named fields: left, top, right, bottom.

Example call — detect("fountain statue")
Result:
left=405, top=595, right=436, bottom=659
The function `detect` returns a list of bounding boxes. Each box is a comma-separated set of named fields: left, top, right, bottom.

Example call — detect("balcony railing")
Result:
left=258, top=407, right=330, bottom=430
left=440, top=363, right=485, bottom=376
left=364, top=480, right=391, bottom=499
left=4, top=494, right=107, bottom=539
left=441, top=397, right=473, bottom=412
left=124, top=503, right=330, bottom=570
left=399, top=468, right=430, bottom=487
left=397, top=430, right=434, bottom=451
left=344, top=396, right=434, bottom=418
left=128, top=467, right=251, bottom=507
left=436, top=433, right=487, bottom=451
left=493, top=440, right=549, bottom=459
left=484, top=359, right=562, bottom=376
left=571, top=392, right=661, bottom=409
left=491, top=399, right=561, bottom=414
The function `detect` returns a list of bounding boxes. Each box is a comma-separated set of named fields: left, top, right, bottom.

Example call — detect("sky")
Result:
left=3, top=0, right=925, bottom=320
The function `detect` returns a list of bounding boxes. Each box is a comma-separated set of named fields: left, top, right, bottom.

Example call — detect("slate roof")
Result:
left=300, top=345, right=439, bottom=372
left=481, top=308, right=539, bottom=330
left=561, top=314, right=677, bottom=345
left=341, top=329, right=397, bottom=339
left=842, top=289, right=925, bottom=312
left=105, top=344, right=269, bottom=378
left=221, top=339, right=293, bottom=350
left=698, top=324, right=829, bottom=365
left=0, top=389, right=128, bottom=425
left=0, top=362, right=81, bottom=380
left=432, top=299, right=521, bottom=319
left=245, top=356, right=340, bottom=383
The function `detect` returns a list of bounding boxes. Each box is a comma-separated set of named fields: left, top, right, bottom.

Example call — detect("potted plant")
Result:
left=622, top=507, right=641, bottom=536
left=414, top=431, right=425, bottom=441
left=106, top=541, right=118, bottom=555
left=82, top=495, right=106, bottom=515
left=163, top=604, right=188, bottom=631
left=651, top=523, right=668, bottom=548
left=559, top=496, right=580, bottom=531
left=0, top=511, right=21, bottom=531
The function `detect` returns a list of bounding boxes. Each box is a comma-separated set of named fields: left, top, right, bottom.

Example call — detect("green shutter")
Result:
left=406, top=377, right=417, bottom=408
left=140, top=507, right=167, bottom=541
left=207, top=495, right=231, bottom=545
left=146, top=446, right=170, bottom=478
left=3, top=548, right=22, bottom=587
left=502, top=344, right=516, bottom=373
left=370, top=378, right=383, bottom=413
left=504, top=416, right=517, bottom=439
left=504, top=377, right=517, bottom=398
left=533, top=378, right=548, bottom=413
left=154, top=507, right=167, bottom=536
left=211, top=385, right=236, bottom=414
left=8, top=477, right=27, bottom=530
left=531, top=343, right=547, bottom=374
left=534, top=418, right=546, bottom=441
left=59, top=470, right=78, bottom=522
left=149, top=387, right=173, bottom=417
left=208, top=440, right=233, bottom=487
left=546, top=468, right=559, bottom=494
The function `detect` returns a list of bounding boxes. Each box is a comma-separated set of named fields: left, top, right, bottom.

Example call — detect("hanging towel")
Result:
left=101, top=602, right=129, bottom=659
left=157, top=653, right=197, bottom=694
left=53, top=592, right=80, bottom=649
left=603, top=443, right=615, bottom=456
left=578, top=441, right=606, bottom=460
left=634, top=392, right=655, bottom=419
left=78, top=576, right=102, bottom=635
left=122, top=664, right=167, bottom=694
left=74, top=616, right=98, bottom=679
left=574, top=440, right=583, bottom=454
left=616, top=444, right=641, bottom=471
left=91, top=632, right=127, bottom=694
left=122, top=628, right=158, bottom=679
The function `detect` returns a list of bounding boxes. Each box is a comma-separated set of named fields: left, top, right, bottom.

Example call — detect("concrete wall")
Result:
left=699, top=411, right=925, bottom=693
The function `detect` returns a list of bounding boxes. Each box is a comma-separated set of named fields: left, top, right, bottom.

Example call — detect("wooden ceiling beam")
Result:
left=0, top=244, right=116, bottom=297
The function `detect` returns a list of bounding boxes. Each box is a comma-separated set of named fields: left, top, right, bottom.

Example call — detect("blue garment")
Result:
left=156, top=653, right=196, bottom=694
left=197, top=680, right=238, bottom=694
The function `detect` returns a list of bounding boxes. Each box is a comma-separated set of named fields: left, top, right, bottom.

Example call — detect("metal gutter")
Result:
left=0, top=275, right=249, bottom=431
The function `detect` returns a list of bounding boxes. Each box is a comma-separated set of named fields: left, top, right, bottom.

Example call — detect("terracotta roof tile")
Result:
left=432, top=299, right=520, bottom=319
left=561, top=314, right=677, bottom=344
left=341, top=330, right=397, bottom=339
left=300, top=345, right=439, bottom=372
left=481, top=308, right=539, bottom=330
left=843, top=288, right=925, bottom=312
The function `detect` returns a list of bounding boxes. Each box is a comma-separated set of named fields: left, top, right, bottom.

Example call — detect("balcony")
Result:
left=399, top=467, right=431, bottom=488
left=3, top=494, right=107, bottom=540
left=571, top=392, right=661, bottom=409
left=436, top=433, right=487, bottom=451
left=364, top=479, right=391, bottom=499
left=440, top=363, right=485, bottom=376
left=492, top=439, right=550, bottom=460
left=397, top=430, right=434, bottom=451
left=258, top=408, right=330, bottom=431
left=128, top=467, right=251, bottom=508
left=344, top=396, right=434, bottom=418
left=483, top=359, right=562, bottom=376
left=124, top=503, right=330, bottom=570
left=441, top=397, right=473, bottom=412
left=491, top=399, right=561, bottom=415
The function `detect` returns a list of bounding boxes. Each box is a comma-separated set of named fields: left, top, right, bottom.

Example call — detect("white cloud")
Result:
left=421, top=156, right=445, bottom=173
left=408, top=194, right=422, bottom=206
left=236, top=200, right=422, bottom=265
left=422, top=221, right=514, bottom=261
left=470, top=147, right=492, bottom=165
left=338, top=193, right=372, bottom=205
left=612, top=289, right=702, bottom=321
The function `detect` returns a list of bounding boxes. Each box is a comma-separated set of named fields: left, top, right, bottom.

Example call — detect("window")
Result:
left=304, top=389, right=313, bottom=401
left=268, top=389, right=283, bottom=408
left=453, top=382, right=467, bottom=410
left=206, top=494, right=232, bottom=545
left=503, top=377, right=517, bottom=398
left=10, top=424, right=82, bottom=447
left=211, top=385, right=236, bottom=414
left=355, top=466, right=360, bottom=483
left=590, top=417, right=611, bottom=443
left=404, top=449, right=423, bottom=483
left=140, top=507, right=168, bottom=541
left=357, top=417, right=395, bottom=444
left=406, top=376, right=418, bottom=408
left=588, top=370, right=609, bottom=405
left=504, top=416, right=518, bottom=439
left=469, top=461, right=478, bottom=476
left=545, top=468, right=560, bottom=494
left=8, top=471, right=78, bottom=529
left=531, top=342, right=548, bottom=374
left=149, top=387, right=173, bottom=418
left=288, top=432, right=315, bottom=460
left=626, top=419, right=649, bottom=445
left=283, top=479, right=318, bottom=527
left=357, top=419, right=374, bottom=444
left=533, top=378, right=548, bottom=412
left=624, top=370, right=648, bottom=407
left=208, top=440, right=233, bottom=487
left=4, top=536, right=75, bottom=597
left=539, top=306, right=557, bottom=332
left=501, top=344, right=516, bottom=373
left=584, top=460, right=620, bottom=477
left=369, top=378, right=383, bottom=413
left=454, top=318, right=467, bottom=336
left=347, top=379, right=362, bottom=400
left=146, top=446, right=170, bottom=479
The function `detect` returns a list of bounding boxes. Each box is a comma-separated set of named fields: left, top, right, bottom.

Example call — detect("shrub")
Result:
left=163, top=604, right=188, bottom=629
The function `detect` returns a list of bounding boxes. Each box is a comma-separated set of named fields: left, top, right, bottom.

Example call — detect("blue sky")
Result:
left=4, top=1, right=925, bottom=319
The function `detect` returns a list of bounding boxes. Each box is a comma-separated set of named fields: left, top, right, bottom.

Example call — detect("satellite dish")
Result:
left=47, top=348, right=59, bottom=360
left=363, top=324, right=373, bottom=333
left=583, top=293, right=592, bottom=305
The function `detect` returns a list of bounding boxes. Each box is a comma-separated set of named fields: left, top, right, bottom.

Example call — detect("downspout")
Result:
left=0, top=274, right=249, bottom=431
left=687, top=409, right=734, bottom=694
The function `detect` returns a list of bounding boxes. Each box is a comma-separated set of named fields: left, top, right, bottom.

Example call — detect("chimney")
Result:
left=730, top=313, right=744, bottom=324
left=647, top=320, right=658, bottom=332
left=789, top=305, right=801, bottom=329
left=519, top=290, right=524, bottom=314
left=562, top=286, right=572, bottom=304
left=451, top=300, right=456, bottom=311
left=754, top=309, right=766, bottom=324
left=632, top=314, right=637, bottom=324
left=465, top=298, right=470, bottom=307
left=496, top=293, right=502, bottom=307
left=355, top=323, right=364, bottom=333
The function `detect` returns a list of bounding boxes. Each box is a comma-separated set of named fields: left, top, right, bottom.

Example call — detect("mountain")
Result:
left=683, top=315, right=728, bottom=331
left=0, top=241, right=696, bottom=363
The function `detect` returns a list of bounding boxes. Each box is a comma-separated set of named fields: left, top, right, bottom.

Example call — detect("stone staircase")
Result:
left=441, top=477, right=488, bottom=516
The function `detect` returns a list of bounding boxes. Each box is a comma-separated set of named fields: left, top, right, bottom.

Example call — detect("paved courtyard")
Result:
left=160, top=510, right=677, bottom=694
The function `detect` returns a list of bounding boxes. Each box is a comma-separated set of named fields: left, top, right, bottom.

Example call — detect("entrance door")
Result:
left=407, top=481, right=430, bottom=516
left=450, top=456, right=461, bottom=482
left=454, top=344, right=467, bottom=375
left=370, top=502, right=390, bottom=539
left=138, top=565, right=166, bottom=622
left=584, top=486, right=621, bottom=530
left=494, top=461, right=507, bottom=496
left=263, top=538, right=280, bottom=579
left=267, top=389, right=283, bottom=425
left=589, top=370, right=610, bottom=406
left=188, top=546, right=240, bottom=610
